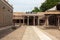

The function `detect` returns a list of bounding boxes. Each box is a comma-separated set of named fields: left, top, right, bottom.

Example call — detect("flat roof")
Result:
left=13, top=12, right=60, bottom=16
left=45, top=12, right=60, bottom=14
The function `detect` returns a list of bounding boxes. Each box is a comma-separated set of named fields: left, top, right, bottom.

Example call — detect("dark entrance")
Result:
left=20, top=19, right=23, bottom=23
left=35, top=16, right=38, bottom=25
left=48, top=15, right=58, bottom=26
left=24, top=16, right=27, bottom=25
left=29, top=16, right=34, bottom=25
left=13, top=19, right=19, bottom=23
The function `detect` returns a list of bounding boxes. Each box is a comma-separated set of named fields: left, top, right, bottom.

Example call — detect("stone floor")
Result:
left=38, top=26, right=60, bottom=40
left=0, top=25, right=14, bottom=39
left=0, top=26, right=59, bottom=40
left=0, top=28, right=13, bottom=39
left=0, top=26, right=26, bottom=40
left=22, top=26, right=40, bottom=40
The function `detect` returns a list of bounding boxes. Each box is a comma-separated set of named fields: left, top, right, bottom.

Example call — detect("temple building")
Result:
left=13, top=12, right=60, bottom=26
left=13, top=3, right=60, bottom=27
left=0, top=0, right=13, bottom=27
left=13, top=12, right=45, bottom=25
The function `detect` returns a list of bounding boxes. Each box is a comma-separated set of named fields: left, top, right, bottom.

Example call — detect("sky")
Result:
left=8, top=0, right=45, bottom=12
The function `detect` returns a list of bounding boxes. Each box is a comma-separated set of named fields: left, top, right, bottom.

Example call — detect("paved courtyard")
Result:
left=0, top=26, right=59, bottom=40
left=38, top=26, right=60, bottom=40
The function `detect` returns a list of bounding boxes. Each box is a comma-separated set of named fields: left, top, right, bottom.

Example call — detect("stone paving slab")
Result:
left=37, top=26, right=59, bottom=40
left=22, top=26, right=40, bottom=40
left=43, top=29, right=60, bottom=40
left=1, top=26, right=58, bottom=40
left=0, top=26, right=26, bottom=40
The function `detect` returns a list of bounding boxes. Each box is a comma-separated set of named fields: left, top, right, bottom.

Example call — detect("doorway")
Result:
left=35, top=16, right=38, bottom=25
left=48, top=15, right=58, bottom=26
left=29, top=16, right=34, bottom=25
left=24, top=16, right=27, bottom=25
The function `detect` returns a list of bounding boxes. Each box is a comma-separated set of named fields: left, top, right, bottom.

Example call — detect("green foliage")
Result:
left=32, top=0, right=60, bottom=12
left=40, top=0, right=60, bottom=12
left=32, top=7, right=40, bottom=12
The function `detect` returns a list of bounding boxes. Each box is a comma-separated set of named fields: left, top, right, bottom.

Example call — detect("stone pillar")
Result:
left=58, top=17, right=60, bottom=29
left=19, top=19, right=21, bottom=26
left=46, top=16, right=49, bottom=27
left=23, top=18, right=24, bottom=25
left=23, top=17, right=24, bottom=25
left=33, top=16, right=35, bottom=26
left=19, top=19, right=20, bottom=23
left=27, top=16, right=29, bottom=25
left=38, top=17, right=39, bottom=26
left=19, top=19, right=20, bottom=24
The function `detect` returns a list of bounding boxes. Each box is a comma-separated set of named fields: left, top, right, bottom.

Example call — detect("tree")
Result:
left=32, top=7, right=40, bottom=12
left=31, top=0, right=60, bottom=12
left=40, top=0, right=60, bottom=12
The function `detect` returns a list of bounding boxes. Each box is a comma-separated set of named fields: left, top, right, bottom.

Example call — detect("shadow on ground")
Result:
left=0, top=26, right=20, bottom=39
left=0, top=28, right=14, bottom=39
